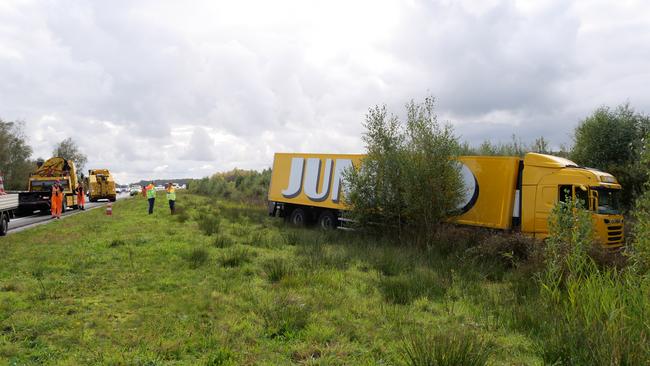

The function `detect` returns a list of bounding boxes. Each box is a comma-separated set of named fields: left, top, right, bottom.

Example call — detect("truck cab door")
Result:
left=533, top=185, right=557, bottom=237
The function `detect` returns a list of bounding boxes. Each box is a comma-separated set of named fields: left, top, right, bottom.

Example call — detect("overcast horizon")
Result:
left=1, top=0, right=649, bottom=184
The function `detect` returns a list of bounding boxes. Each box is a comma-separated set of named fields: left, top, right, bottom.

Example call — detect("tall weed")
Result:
left=401, top=330, right=491, bottom=366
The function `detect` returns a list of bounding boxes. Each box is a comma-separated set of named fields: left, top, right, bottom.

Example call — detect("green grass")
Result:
left=1, top=191, right=622, bottom=365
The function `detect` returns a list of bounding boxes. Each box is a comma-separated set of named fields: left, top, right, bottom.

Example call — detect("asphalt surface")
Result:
left=6, top=193, right=130, bottom=235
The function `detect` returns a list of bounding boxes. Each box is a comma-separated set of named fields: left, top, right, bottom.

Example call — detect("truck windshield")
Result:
left=594, top=188, right=621, bottom=215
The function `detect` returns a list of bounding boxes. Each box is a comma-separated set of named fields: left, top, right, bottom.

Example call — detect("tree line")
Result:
left=0, top=119, right=87, bottom=190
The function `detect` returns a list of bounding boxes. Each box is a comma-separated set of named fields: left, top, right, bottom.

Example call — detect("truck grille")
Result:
left=607, top=225, right=623, bottom=244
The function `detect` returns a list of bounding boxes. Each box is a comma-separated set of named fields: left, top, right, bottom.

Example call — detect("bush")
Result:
left=218, top=247, right=251, bottom=267
left=204, top=348, right=233, bottom=366
left=262, top=258, right=293, bottom=283
left=109, top=239, right=126, bottom=248
left=283, top=230, right=302, bottom=246
left=373, top=246, right=409, bottom=276
left=536, top=270, right=650, bottom=365
left=212, top=235, right=235, bottom=249
left=430, top=225, right=487, bottom=256
left=345, top=96, right=463, bottom=244
left=540, top=197, right=596, bottom=300
left=258, top=294, right=310, bottom=339
left=187, top=248, right=209, bottom=269
left=527, top=195, right=650, bottom=365
left=197, top=210, right=221, bottom=236
left=379, top=269, right=447, bottom=305
left=188, top=168, right=271, bottom=206
left=175, top=207, right=190, bottom=223
left=401, top=331, right=491, bottom=366
left=466, top=233, right=535, bottom=270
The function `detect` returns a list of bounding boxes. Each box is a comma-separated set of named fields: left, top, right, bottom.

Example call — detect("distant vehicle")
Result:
left=1, top=172, right=18, bottom=236
left=129, top=185, right=142, bottom=196
left=87, top=169, right=117, bottom=202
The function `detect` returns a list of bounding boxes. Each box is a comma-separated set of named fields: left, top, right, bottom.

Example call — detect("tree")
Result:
left=630, top=133, right=650, bottom=273
left=462, top=134, right=550, bottom=156
left=53, top=138, right=88, bottom=175
left=571, top=104, right=650, bottom=209
left=345, top=96, right=463, bottom=245
left=0, top=119, right=34, bottom=190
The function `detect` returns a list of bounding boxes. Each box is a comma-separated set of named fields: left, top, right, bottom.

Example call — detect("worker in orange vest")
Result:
left=51, top=183, right=63, bottom=219
left=76, top=183, right=85, bottom=210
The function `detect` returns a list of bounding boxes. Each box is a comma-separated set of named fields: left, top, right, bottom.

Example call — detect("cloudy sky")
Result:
left=1, top=0, right=649, bottom=183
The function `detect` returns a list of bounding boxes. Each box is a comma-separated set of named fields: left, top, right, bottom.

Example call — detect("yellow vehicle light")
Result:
left=600, top=175, right=616, bottom=183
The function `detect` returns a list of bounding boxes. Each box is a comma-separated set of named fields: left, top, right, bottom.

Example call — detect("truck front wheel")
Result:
left=0, top=213, right=8, bottom=236
left=288, top=208, right=306, bottom=227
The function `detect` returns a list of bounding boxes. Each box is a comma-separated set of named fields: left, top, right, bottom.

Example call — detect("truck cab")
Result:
left=520, top=153, right=624, bottom=248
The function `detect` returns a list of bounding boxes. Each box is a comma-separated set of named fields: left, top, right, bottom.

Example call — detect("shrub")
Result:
left=630, top=174, right=650, bottom=273
left=466, top=233, right=535, bottom=270
left=197, top=211, right=221, bottom=236
left=379, top=269, right=447, bottom=305
left=540, top=197, right=596, bottom=301
left=204, top=348, right=233, bottom=366
left=175, top=207, right=190, bottom=223
left=247, top=230, right=267, bottom=247
left=373, top=247, right=409, bottom=276
left=262, top=258, right=293, bottom=283
left=109, top=239, right=126, bottom=248
left=218, top=248, right=251, bottom=268
left=258, top=294, right=310, bottom=339
left=284, top=230, right=302, bottom=246
left=212, top=235, right=235, bottom=249
left=187, top=248, right=209, bottom=269
left=536, top=270, right=650, bottom=365
left=401, top=331, right=491, bottom=366
left=345, top=96, right=463, bottom=244
left=430, top=225, right=486, bottom=256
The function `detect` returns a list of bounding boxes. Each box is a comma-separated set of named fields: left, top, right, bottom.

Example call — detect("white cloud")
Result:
left=0, top=0, right=649, bottom=183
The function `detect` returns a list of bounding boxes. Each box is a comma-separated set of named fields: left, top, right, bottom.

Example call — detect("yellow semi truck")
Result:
left=87, top=169, right=116, bottom=202
left=19, top=157, right=79, bottom=214
left=268, top=152, right=624, bottom=248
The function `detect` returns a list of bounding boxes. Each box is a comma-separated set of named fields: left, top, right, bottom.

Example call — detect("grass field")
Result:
left=0, top=192, right=647, bottom=365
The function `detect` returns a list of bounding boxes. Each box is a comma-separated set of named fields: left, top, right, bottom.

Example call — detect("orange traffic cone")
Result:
left=106, top=202, right=113, bottom=216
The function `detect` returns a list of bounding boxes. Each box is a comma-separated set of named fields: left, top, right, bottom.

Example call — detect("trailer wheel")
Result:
left=317, top=210, right=337, bottom=230
left=288, top=208, right=306, bottom=227
left=0, top=213, right=8, bottom=236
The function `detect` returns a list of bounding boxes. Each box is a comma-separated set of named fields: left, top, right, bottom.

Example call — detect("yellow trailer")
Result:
left=87, top=169, right=117, bottom=202
left=268, top=152, right=624, bottom=248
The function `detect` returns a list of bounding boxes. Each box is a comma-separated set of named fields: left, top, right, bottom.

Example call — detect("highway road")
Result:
left=6, top=193, right=130, bottom=235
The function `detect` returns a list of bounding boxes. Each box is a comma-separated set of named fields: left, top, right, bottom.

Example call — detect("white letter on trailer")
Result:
left=304, top=158, right=332, bottom=201
left=331, top=159, right=353, bottom=203
left=282, top=158, right=304, bottom=198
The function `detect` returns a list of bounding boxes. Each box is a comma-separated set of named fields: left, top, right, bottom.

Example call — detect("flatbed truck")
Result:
left=19, top=157, right=79, bottom=215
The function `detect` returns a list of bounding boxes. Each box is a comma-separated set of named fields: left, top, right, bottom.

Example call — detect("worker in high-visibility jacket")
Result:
left=145, top=182, right=156, bottom=214
left=51, top=183, right=63, bottom=219
left=166, top=183, right=176, bottom=215
left=76, top=184, right=85, bottom=210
